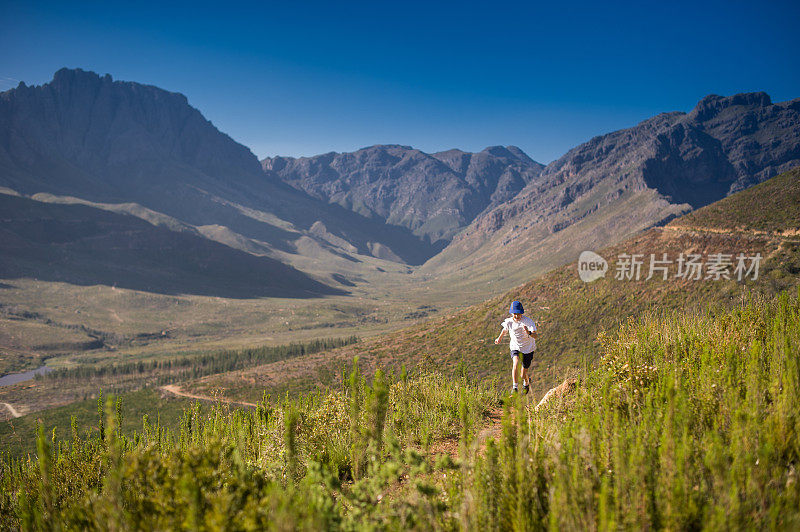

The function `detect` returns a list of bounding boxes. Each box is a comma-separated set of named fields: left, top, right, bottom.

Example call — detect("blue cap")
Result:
left=509, top=300, right=524, bottom=314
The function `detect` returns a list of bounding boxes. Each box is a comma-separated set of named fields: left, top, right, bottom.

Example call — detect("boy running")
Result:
left=494, top=300, right=537, bottom=394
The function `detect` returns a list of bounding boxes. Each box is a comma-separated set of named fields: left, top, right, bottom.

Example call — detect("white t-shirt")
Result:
left=502, top=315, right=537, bottom=354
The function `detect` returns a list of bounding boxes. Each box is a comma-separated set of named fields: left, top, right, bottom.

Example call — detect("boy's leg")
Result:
left=521, top=352, right=534, bottom=389
left=511, top=354, right=520, bottom=388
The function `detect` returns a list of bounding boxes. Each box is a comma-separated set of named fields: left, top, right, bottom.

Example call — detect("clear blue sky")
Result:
left=2, top=0, right=798, bottom=163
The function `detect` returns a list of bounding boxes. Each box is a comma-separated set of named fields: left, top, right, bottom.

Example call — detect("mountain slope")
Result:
left=423, top=92, right=800, bottom=287
left=0, top=192, right=342, bottom=298
left=0, top=68, right=440, bottom=272
left=262, top=144, right=544, bottom=243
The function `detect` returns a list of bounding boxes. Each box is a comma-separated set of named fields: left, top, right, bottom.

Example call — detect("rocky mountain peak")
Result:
left=480, top=145, right=539, bottom=166
left=262, top=155, right=294, bottom=172
left=782, top=97, right=800, bottom=112
left=0, top=67, right=266, bottom=199
left=688, top=91, right=773, bottom=122
left=52, top=66, right=110, bottom=85
left=481, top=145, right=514, bottom=157
left=505, top=145, right=537, bottom=164
left=366, top=144, right=414, bottom=151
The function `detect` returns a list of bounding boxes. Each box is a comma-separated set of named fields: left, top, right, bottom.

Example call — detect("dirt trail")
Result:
left=435, top=384, right=571, bottom=459
left=160, top=384, right=257, bottom=408
left=476, top=407, right=503, bottom=445
left=664, top=225, right=800, bottom=239
left=429, top=406, right=504, bottom=460
left=2, top=402, right=21, bottom=418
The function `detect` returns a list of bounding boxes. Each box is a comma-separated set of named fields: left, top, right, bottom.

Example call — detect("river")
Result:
left=0, top=365, right=52, bottom=387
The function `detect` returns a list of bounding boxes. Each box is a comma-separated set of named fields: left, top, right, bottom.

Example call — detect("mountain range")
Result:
left=1, top=68, right=798, bottom=298
left=263, top=144, right=544, bottom=244
left=422, top=91, right=800, bottom=285
left=0, top=69, right=443, bottom=296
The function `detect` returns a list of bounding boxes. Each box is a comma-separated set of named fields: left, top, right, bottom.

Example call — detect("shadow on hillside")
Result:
left=641, top=127, right=738, bottom=209
left=330, top=273, right=357, bottom=287
left=0, top=195, right=346, bottom=299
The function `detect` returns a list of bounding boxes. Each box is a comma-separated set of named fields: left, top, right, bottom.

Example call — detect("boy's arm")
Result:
left=494, top=328, right=507, bottom=344
left=525, top=320, right=538, bottom=339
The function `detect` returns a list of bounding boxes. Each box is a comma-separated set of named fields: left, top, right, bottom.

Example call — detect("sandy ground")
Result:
left=2, top=402, right=21, bottom=418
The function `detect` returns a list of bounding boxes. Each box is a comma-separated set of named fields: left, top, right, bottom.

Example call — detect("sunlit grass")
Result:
left=459, top=288, right=800, bottom=530
left=0, top=361, right=498, bottom=529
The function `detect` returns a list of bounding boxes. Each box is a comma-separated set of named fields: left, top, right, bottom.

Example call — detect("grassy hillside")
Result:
left=2, top=287, right=797, bottom=529
left=672, top=166, right=800, bottom=232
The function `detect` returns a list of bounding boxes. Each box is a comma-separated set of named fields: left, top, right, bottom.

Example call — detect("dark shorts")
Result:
left=511, top=350, right=534, bottom=369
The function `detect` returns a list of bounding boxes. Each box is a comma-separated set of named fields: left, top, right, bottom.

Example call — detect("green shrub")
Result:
left=0, top=363, right=497, bottom=529
left=460, top=288, right=800, bottom=530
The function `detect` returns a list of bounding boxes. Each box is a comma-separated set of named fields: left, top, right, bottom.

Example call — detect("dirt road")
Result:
left=160, top=384, right=257, bottom=408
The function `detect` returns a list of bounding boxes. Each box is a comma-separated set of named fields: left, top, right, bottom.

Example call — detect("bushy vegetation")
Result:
left=459, top=288, right=800, bottom=530
left=3, top=289, right=799, bottom=529
left=0, top=362, right=498, bottom=530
